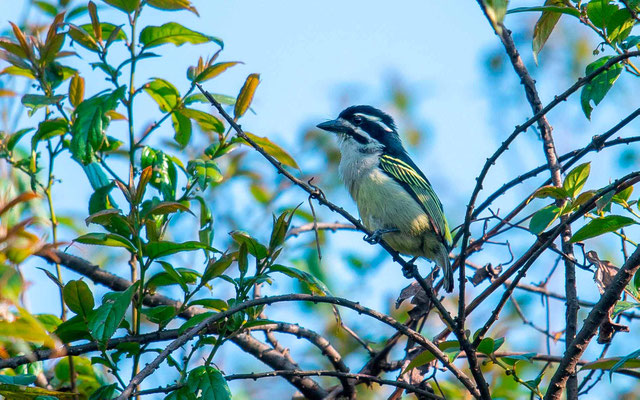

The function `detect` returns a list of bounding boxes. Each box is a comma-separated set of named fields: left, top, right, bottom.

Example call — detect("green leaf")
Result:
left=231, top=231, right=268, bottom=259
left=612, top=186, right=634, bottom=204
left=477, top=337, right=495, bottom=355
left=141, top=306, right=176, bottom=325
left=145, top=240, right=215, bottom=259
left=187, top=159, right=223, bottom=190
left=0, top=384, right=78, bottom=399
left=563, top=162, right=591, bottom=198
left=270, top=210, right=295, bottom=252
left=243, top=132, right=299, bottom=169
left=89, top=383, right=118, bottom=400
left=139, top=22, right=222, bottom=49
left=63, top=280, right=95, bottom=318
left=54, top=315, right=92, bottom=343
left=234, top=73, right=260, bottom=119
left=499, top=352, right=537, bottom=366
left=179, top=108, right=224, bottom=133
left=0, top=264, right=23, bottom=303
left=178, top=312, right=215, bottom=334
left=32, top=118, right=69, bottom=150
left=70, top=87, right=125, bottom=164
left=88, top=283, right=138, bottom=343
left=529, top=204, right=562, bottom=234
left=607, top=9, right=634, bottom=43
left=193, top=61, right=241, bottom=83
left=531, top=1, right=576, bottom=63
left=74, top=232, right=136, bottom=253
left=622, top=35, right=640, bottom=50
left=581, top=352, right=640, bottom=371
left=0, top=374, right=36, bottom=385
left=580, top=56, right=623, bottom=119
left=186, top=366, right=231, bottom=400
left=141, top=147, right=178, bottom=201
left=571, top=215, right=637, bottom=242
left=402, top=350, right=437, bottom=374
left=148, top=0, right=198, bottom=14
left=533, top=185, right=569, bottom=200
left=202, top=254, right=234, bottom=285
left=271, top=264, right=331, bottom=295
left=508, top=5, right=580, bottom=17
left=7, top=128, right=34, bottom=151
left=586, top=0, right=619, bottom=29
left=484, top=0, right=508, bottom=33
left=184, top=93, right=236, bottom=106
left=171, top=110, right=193, bottom=147
left=21, top=94, right=65, bottom=115
left=158, top=261, right=188, bottom=292
left=102, top=0, right=140, bottom=13
left=144, top=78, right=180, bottom=112
left=143, top=201, right=193, bottom=218
left=188, top=298, right=228, bottom=311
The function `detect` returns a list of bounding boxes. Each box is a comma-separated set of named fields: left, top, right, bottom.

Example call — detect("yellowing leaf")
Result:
left=244, top=131, right=299, bottom=169
left=234, top=73, right=260, bottom=120
left=69, top=73, right=85, bottom=107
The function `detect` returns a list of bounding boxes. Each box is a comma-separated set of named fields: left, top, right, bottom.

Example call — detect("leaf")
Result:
left=54, top=315, right=92, bottom=343
left=148, top=0, right=198, bottom=14
left=402, top=350, right=437, bottom=374
left=184, top=93, right=236, bottom=106
left=141, top=306, right=176, bottom=325
left=563, top=162, right=591, bottom=198
left=271, top=264, right=331, bottom=295
left=533, top=185, right=568, bottom=200
left=70, top=87, right=125, bottom=164
left=102, top=0, right=140, bottom=13
left=499, top=352, right=537, bottom=366
left=581, top=352, right=640, bottom=371
left=21, top=94, right=65, bottom=115
left=171, top=110, right=192, bottom=147
left=573, top=190, right=596, bottom=209
left=63, top=280, right=95, bottom=318
left=69, top=73, right=85, bottom=107
left=139, top=22, right=222, bottom=49
left=202, top=254, right=234, bottom=284
left=0, top=307, right=57, bottom=347
left=483, top=0, right=509, bottom=33
left=178, top=311, right=215, bottom=334
left=85, top=209, right=130, bottom=233
left=32, top=118, right=69, bottom=149
left=185, top=366, right=231, bottom=400
left=529, top=204, right=562, bottom=234
left=0, top=375, right=37, bottom=385
left=194, top=61, right=241, bottom=83
left=145, top=240, right=215, bottom=259
left=144, top=78, right=180, bottom=112
left=586, top=0, right=619, bottom=29
left=7, top=128, right=34, bottom=151
left=88, top=283, right=138, bottom=343
left=531, top=1, right=577, bottom=63
left=188, top=298, right=228, bottom=311
left=234, top=73, right=260, bottom=119
left=143, top=201, right=193, bottom=218
left=74, top=232, right=136, bottom=253
left=270, top=210, right=295, bottom=252
left=507, top=5, right=580, bottom=17
left=89, top=383, right=118, bottom=400
left=243, top=132, right=299, bottom=169
left=581, top=56, right=623, bottom=119
left=231, top=231, right=268, bottom=259
left=612, top=185, right=634, bottom=204
left=0, top=264, right=23, bottom=303
left=0, top=384, right=79, bottom=399
left=187, top=159, right=223, bottom=190
left=571, top=215, right=637, bottom=242
left=477, top=337, right=495, bottom=355
left=607, top=8, right=634, bottom=43
left=179, top=108, right=224, bottom=133
left=159, top=261, right=188, bottom=292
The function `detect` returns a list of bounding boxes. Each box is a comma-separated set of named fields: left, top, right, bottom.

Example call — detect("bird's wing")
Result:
left=379, top=154, right=452, bottom=246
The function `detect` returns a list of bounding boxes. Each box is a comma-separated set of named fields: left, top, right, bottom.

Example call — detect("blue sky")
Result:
left=3, top=0, right=640, bottom=398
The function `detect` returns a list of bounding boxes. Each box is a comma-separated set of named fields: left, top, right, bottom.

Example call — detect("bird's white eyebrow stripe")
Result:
left=354, top=113, right=393, bottom=132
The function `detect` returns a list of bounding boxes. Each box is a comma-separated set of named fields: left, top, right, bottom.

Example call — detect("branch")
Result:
left=115, top=293, right=480, bottom=399
left=134, top=369, right=444, bottom=400
left=544, top=244, right=640, bottom=400
left=287, top=222, right=356, bottom=238
left=193, top=83, right=489, bottom=399
left=36, top=249, right=329, bottom=400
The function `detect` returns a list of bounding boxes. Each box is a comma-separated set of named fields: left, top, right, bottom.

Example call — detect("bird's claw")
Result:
left=363, top=228, right=399, bottom=244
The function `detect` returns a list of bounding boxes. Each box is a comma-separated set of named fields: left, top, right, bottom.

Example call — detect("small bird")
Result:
left=317, top=105, right=454, bottom=292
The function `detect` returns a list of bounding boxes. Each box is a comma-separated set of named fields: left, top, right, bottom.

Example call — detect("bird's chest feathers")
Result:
left=338, top=142, right=430, bottom=236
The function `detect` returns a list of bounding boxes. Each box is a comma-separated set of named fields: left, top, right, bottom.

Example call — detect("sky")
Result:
left=2, top=0, right=640, bottom=398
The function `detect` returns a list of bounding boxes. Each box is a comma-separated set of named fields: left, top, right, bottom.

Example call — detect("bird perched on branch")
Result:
left=317, top=105, right=454, bottom=292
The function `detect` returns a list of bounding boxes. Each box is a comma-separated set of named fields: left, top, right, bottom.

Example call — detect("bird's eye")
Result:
left=353, top=116, right=363, bottom=125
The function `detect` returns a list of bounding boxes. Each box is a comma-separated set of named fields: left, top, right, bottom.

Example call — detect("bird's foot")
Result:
left=402, top=257, right=419, bottom=278
left=364, top=228, right=399, bottom=244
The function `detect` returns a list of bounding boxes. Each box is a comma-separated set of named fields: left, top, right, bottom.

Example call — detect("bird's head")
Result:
left=316, top=105, right=404, bottom=154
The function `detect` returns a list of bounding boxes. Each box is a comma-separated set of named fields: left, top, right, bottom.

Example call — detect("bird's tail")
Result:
left=437, top=245, right=454, bottom=293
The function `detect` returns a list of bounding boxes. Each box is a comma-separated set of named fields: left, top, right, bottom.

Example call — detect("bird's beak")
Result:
left=316, top=119, right=349, bottom=134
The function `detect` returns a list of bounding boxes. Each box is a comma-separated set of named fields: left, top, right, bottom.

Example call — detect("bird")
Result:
left=317, top=105, right=454, bottom=292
